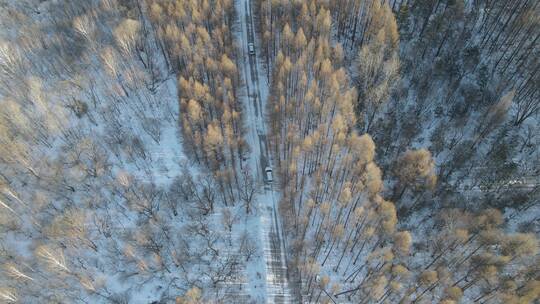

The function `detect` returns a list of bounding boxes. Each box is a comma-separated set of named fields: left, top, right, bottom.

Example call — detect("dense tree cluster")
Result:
left=404, top=208, right=539, bottom=304
left=254, top=0, right=408, bottom=301
left=146, top=0, right=248, bottom=206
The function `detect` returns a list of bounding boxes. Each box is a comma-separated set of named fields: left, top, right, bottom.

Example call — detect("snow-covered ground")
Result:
left=0, top=1, right=265, bottom=302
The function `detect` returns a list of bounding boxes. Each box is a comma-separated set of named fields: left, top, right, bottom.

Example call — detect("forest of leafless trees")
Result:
left=0, top=0, right=260, bottom=302
left=0, top=0, right=538, bottom=303
left=255, top=0, right=538, bottom=303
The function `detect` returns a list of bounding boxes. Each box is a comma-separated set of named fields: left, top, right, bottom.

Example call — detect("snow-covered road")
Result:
left=235, top=0, right=296, bottom=303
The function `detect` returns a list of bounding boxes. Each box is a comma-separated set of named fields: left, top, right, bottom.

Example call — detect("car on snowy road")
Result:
left=265, top=166, right=273, bottom=183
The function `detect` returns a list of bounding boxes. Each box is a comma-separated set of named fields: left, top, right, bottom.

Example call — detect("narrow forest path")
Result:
left=235, top=0, right=296, bottom=303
